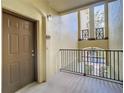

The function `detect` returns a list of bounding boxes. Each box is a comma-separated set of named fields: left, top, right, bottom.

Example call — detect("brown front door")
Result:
left=2, top=12, right=35, bottom=93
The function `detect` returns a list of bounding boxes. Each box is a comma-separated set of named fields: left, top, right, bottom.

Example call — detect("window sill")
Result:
left=78, top=37, right=108, bottom=41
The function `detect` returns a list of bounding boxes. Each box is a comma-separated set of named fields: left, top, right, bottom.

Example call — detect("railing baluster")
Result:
left=73, top=50, right=74, bottom=72
left=72, top=50, right=75, bottom=72
left=90, top=50, right=91, bottom=75
left=63, top=50, right=65, bottom=69
left=93, top=50, right=96, bottom=75
left=95, top=50, right=99, bottom=76
left=76, top=50, right=78, bottom=73
left=113, top=51, right=115, bottom=80
left=67, top=50, right=68, bottom=70
left=87, top=51, right=91, bottom=75
left=84, top=50, right=86, bottom=75
left=75, top=50, right=76, bottom=72
left=105, top=50, right=107, bottom=78
left=79, top=50, right=80, bottom=73
left=68, top=50, right=69, bottom=71
left=62, top=50, right=64, bottom=69
left=118, top=51, right=120, bottom=81
left=71, top=50, right=72, bottom=71
left=70, top=50, right=71, bottom=71
left=66, top=50, right=67, bottom=70
left=74, top=50, right=76, bottom=72
left=103, top=50, right=104, bottom=77
left=87, top=50, right=88, bottom=75
left=69, top=50, right=71, bottom=71
left=99, top=50, right=103, bottom=77
left=70, top=50, right=72, bottom=71
left=61, top=50, right=62, bottom=69
left=81, top=50, right=83, bottom=74
left=110, top=50, right=111, bottom=79
left=75, top=50, right=78, bottom=72
left=64, top=50, right=65, bottom=69
left=98, top=50, right=100, bottom=77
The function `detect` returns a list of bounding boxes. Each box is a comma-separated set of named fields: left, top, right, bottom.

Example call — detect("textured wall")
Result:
left=108, top=0, right=123, bottom=49
left=46, top=16, right=61, bottom=80
left=108, top=0, right=123, bottom=80
left=78, top=40, right=108, bottom=49
left=60, top=12, right=78, bottom=49
left=46, top=12, right=78, bottom=80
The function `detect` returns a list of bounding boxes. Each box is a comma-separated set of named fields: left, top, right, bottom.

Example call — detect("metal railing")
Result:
left=96, top=28, right=104, bottom=39
left=60, top=49, right=123, bottom=82
left=79, top=28, right=105, bottom=40
left=80, top=29, right=89, bottom=40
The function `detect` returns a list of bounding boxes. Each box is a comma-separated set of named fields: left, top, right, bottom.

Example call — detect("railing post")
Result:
left=113, top=51, right=115, bottom=80
left=84, top=50, right=86, bottom=76
left=118, top=51, right=120, bottom=81
left=110, top=50, right=111, bottom=79
left=81, top=50, right=83, bottom=74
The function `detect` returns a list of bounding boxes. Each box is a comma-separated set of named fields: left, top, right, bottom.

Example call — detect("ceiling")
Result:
left=47, top=0, right=115, bottom=13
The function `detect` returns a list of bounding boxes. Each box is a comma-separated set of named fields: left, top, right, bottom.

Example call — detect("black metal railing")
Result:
left=80, top=29, right=89, bottom=40
left=96, top=28, right=104, bottom=39
left=60, top=49, right=123, bottom=82
left=79, top=28, right=105, bottom=41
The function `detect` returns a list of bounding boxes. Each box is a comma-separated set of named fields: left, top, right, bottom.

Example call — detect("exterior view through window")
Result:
left=79, top=4, right=105, bottom=40
left=80, top=9, right=89, bottom=40
left=94, top=4, right=105, bottom=39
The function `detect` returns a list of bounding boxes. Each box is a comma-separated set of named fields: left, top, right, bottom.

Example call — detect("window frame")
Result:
left=78, top=1, right=109, bottom=41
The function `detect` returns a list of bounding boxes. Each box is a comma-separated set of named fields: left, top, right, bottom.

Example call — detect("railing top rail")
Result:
left=59, top=49, right=123, bottom=52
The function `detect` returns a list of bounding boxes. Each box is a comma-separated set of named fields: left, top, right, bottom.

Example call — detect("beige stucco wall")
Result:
left=46, top=16, right=61, bottom=80
left=108, top=0, right=123, bottom=50
left=78, top=40, right=108, bottom=49
left=46, top=12, right=78, bottom=80
left=60, top=12, right=78, bottom=49
left=108, top=0, right=123, bottom=80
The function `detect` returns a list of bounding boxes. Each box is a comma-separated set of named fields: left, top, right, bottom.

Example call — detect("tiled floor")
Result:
left=16, top=72, right=123, bottom=93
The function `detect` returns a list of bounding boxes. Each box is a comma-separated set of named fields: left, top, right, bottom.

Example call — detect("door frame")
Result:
left=2, top=8, right=38, bottom=81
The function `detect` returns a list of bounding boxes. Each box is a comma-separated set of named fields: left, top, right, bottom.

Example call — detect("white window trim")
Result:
left=78, top=1, right=109, bottom=40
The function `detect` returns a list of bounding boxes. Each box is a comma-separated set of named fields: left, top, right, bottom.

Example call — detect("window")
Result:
left=80, top=9, right=89, bottom=40
left=94, top=5, right=105, bottom=39
left=79, top=4, right=106, bottom=40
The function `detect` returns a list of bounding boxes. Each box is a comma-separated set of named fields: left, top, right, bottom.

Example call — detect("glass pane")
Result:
left=80, top=9, right=89, bottom=40
left=94, top=5, right=105, bottom=39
